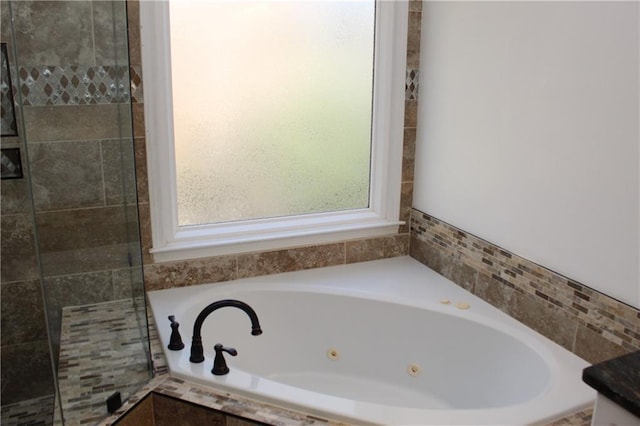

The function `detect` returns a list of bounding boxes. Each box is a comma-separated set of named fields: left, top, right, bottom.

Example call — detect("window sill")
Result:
left=150, top=217, right=403, bottom=262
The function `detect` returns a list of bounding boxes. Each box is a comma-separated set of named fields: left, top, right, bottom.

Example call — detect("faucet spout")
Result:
left=189, top=299, right=262, bottom=363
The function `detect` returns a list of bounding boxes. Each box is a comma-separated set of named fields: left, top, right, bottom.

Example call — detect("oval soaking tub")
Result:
left=148, top=256, right=595, bottom=425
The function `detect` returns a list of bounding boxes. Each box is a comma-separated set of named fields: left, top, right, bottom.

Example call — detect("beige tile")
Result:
left=408, top=0, right=423, bottom=13
left=573, top=324, right=629, bottom=364
left=92, top=0, right=129, bottom=65
left=10, top=1, right=94, bottom=66
left=474, top=272, right=516, bottom=314
left=507, top=286, right=581, bottom=351
left=36, top=206, right=136, bottom=276
left=127, top=0, right=142, bottom=66
left=404, top=100, right=418, bottom=128
left=1, top=172, right=31, bottom=215
left=1, top=1, right=11, bottom=41
left=406, top=11, right=422, bottom=69
left=132, top=102, right=145, bottom=139
left=136, top=202, right=154, bottom=265
left=1, top=280, right=47, bottom=346
left=0, top=214, right=39, bottom=283
left=402, top=128, right=416, bottom=182
left=134, top=137, right=149, bottom=204
left=409, top=235, right=446, bottom=275
left=29, top=140, right=104, bottom=210
left=346, top=234, right=408, bottom=263
left=444, top=259, right=477, bottom=293
left=114, top=394, right=154, bottom=426
left=238, top=244, right=345, bottom=279
left=22, top=104, right=129, bottom=142
left=144, top=256, right=237, bottom=291
left=399, top=181, right=414, bottom=233
left=102, top=138, right=138, bottom=206
left=153, top=394, right=225, bottom=426
left=113, top=266, right=145, bottom=300
left=45, top=270, right=115, bottom=308
left=411, top=208, right=640, bottom=358
left=43, top=270, right=116, bottom=353
left=0, top=341, right=55, bottom=405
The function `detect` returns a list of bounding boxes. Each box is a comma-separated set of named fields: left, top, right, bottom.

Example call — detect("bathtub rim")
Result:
left=148, top=256, right=595, bottom=425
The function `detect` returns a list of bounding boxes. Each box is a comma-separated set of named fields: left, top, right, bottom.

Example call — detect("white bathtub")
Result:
left=148, top=256, right=595, bottom=425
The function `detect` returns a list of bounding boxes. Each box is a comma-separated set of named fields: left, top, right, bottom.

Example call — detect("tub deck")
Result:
left=148, top=256, right=595, bottom=425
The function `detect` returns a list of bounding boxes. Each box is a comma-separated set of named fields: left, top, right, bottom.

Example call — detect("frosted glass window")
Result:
left=169, top=1, right=375, bottom=226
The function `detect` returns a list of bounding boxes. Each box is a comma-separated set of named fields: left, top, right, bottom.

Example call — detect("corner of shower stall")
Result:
left=1, top=1, right=152, bottom=424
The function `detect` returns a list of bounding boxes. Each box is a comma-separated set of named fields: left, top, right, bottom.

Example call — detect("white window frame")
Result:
left=140, top=1, right=408, bottom=262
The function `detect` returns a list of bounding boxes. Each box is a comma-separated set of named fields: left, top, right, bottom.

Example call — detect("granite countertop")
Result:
left=582, top=350, right=640, bottom=418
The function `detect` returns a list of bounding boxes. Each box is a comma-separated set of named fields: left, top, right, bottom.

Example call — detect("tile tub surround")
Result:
left=95, top=304, right=593, bottom=426
left=143, top=235, right=410, bottom=291
left=99, top=376, right=350, bottom=426
left=98, top=375, right=593, bottom=426
left=113, top=393, right=270, bottom=426
left=410, top=209, right=640, bottom=364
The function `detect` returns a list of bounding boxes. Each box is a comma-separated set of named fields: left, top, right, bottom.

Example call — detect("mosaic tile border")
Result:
left=405, top=68, right=419, bottom=100
left=15, top=65, right=143, bottom=106
left=410, top=208, right=640, bottom=353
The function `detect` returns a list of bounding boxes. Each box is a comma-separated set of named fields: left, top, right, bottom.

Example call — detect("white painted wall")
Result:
left=414, top=1, right=640, bottom=308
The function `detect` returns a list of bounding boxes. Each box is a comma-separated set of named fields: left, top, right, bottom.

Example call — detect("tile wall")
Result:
left=401, top=2, right=639, bottom=366
left=410, top=210, right=640, bottom=364
left=128, top=0, right=422, bottom=291
left=1, top=0, right=54, bottom=409
left=0, top=0, right=143, bottom=412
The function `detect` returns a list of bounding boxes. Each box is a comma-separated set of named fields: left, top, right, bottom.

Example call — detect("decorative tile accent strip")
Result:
left=405, top=68, right=419, bottom=100
left=410, top=209, right=640, bottom=353
left=17, top=65, right=143, bottom=106
left=129, top=65, right=143, bottom=103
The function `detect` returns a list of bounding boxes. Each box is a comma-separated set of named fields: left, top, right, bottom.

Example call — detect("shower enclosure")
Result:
left=1, top=1, right=151, bottom=424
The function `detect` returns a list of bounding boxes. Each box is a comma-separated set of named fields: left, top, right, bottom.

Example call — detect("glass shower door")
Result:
left=1, top=1, right=150, bottom=424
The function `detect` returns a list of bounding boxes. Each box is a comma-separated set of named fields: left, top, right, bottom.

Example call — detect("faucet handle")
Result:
left=212, top=343, right=237, bottom=375
left=167, top=315, right=185, bottom=350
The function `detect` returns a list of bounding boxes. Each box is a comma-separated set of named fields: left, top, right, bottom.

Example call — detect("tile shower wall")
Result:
left=0, top=1, right=54, bottom=414
left=127, top=0, right=422, bottom=290
left=410, top=209, right=640, bottom=364
left=1, top=0, right=142, bottom=414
